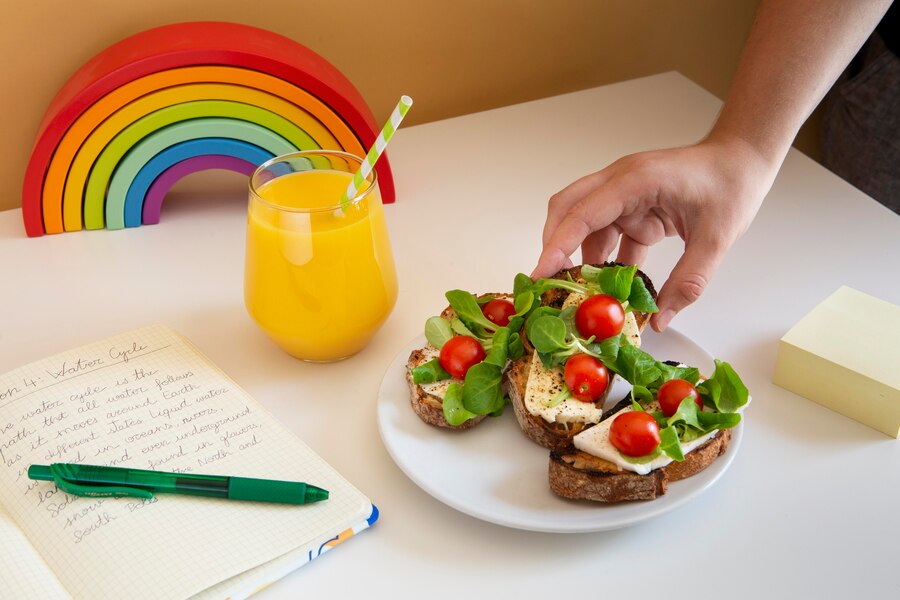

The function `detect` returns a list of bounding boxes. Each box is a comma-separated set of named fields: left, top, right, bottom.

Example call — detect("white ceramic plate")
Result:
left=376, top=329, right=743, bottom=533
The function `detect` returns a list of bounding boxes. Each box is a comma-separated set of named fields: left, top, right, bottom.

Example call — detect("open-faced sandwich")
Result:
left=404, top=264, right=751, bottom=504
left=506, top=263, right=658, bottom=451
left=406, top=290, right=524, bottom=430
left=549, top=358, right=750, bottom=502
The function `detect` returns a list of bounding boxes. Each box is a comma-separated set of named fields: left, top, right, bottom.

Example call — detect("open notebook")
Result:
left=0, top=325, right=376, bottom=599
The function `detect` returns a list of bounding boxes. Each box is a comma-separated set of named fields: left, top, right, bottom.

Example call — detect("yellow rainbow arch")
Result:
left=45, top=70, right=365, bottom=233
left=22, top=22, right=395, bottom=236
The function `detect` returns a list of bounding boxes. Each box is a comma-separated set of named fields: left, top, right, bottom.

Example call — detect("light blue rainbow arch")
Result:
left=79, top=99, right=329, bottom=230
left=124, top=138, right=272, bottom=227
left=104, top=117, right=305, bottom=229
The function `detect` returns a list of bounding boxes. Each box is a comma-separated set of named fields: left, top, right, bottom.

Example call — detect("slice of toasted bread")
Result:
left=505, top=350, right=596, bottom=451
left=407, top=292, right=510, bottom=431
left=548, top=428, right=732, bottom=502
left=407, top=346, right=485, bottom=430
left=547, top=396, right=732, bottom=502
left=505, top=263, right=657, bottom=451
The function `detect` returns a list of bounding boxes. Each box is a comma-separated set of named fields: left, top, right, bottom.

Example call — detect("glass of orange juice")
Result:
left=244, top=150, right=398, bottom=361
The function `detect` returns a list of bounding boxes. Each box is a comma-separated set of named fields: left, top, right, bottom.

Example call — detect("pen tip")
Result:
left=306, top=486, right=329, bottom=503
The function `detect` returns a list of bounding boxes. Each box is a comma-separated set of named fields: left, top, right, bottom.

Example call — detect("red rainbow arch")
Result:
left=22, top=21, right=395, bottom=237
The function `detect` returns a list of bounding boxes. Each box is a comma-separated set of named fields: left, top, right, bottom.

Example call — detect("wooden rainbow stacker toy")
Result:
left=22, top=21, right=396, bottom=237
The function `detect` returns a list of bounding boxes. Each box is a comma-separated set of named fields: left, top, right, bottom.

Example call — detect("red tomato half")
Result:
left=609, top=411, right=661, bottom=457
left=575, top=294, right=625, bottom=340
left=563, top=354, right=610, bottom=402
left=481, top=298, right=516, bottom=328
left=657, top=378, right=702, bottom=417
left=439, top=335, right=486, bottom=379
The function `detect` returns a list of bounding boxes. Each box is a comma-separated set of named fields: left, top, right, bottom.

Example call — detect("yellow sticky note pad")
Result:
left=773, top=286, right=900, bottom=438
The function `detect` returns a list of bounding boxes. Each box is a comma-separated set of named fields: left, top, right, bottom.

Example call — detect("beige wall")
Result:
left=4, top=0, right=822, bottom=215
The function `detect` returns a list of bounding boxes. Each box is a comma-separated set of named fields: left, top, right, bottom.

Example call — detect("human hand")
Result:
left=532, top=138, right=779, bottom=332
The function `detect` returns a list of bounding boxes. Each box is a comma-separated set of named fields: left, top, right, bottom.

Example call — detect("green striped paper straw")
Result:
left=340, top=95, right=413, bottom=211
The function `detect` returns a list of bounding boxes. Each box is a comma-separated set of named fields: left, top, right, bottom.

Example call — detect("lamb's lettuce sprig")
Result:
left=525, top=308, right=693, bottom=398
left=627, top=360, right=750, bottom=462
left=524, top=297, right=750, bottom=461
left=411, top=358, right=450, bottom=384
left=417, top=289, right=525, bottom=426
left=511, top=264, right=659, bottom=318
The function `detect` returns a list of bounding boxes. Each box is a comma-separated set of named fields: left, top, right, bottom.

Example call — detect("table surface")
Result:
left=2, top=72, right=899, bottom=599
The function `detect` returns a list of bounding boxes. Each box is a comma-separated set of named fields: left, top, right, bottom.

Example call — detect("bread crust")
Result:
left=548, top=428, right=733, bottom=502
left=506, top=263, right=657, bottom=451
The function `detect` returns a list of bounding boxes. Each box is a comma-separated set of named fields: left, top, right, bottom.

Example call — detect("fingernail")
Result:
left=656, top=309, right=675, bottom=331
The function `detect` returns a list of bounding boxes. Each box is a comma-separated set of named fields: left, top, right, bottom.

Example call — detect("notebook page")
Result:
left=193, top=511, right=375, bottom=600
left=0, top=325, right=371, bottom=600
left=0, top=502, right=70, bottom=599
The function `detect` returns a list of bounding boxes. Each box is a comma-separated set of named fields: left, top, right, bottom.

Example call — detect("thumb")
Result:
left=651, top=233, right=728, bottom=332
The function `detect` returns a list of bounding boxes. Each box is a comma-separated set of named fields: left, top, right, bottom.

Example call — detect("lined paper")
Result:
left=0, top=325, right=371, bottom=599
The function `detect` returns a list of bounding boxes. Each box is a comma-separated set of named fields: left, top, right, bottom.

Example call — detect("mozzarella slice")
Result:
left=574, top=398, right=752, bottom=475
left=523, top=350, right=603, bottom=424
left=522, top=290, right=641, bottom=425
left=412, top=344, right=460, bottom=400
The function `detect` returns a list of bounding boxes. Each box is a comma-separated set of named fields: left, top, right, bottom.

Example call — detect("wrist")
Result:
left=702, top=127, right=785, bottom=182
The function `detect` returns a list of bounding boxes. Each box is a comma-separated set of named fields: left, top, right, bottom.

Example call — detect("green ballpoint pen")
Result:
left=28, top=463, right=329, bottom=505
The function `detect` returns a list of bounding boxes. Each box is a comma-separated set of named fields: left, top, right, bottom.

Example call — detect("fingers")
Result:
left=615, top=234, right=649, bottom=266
left=533, top=194, right=628, bottom=278
left=534, top=152, right=665, bottom=279
left=541, top=170, right=614, bottom=246
left=650, top=230, right=729, bottom=332
left=532, top=212, right=592, bottom=278
left=581, top=225, right=621, bottom=265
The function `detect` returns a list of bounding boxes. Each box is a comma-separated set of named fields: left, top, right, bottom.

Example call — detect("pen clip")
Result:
left=49, top=464, right=154, bottom=500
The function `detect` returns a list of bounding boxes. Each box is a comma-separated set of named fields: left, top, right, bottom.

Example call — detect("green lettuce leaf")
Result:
left=697, top=359, right=749, bottom=413
left=627, top=276, right=659, bottom=313
left=508, top=332, right=525, bottom=361
left=597, top=264, right=637, bottom=302
left=462, top=362, right=505, bottom=414
left=659, top=425, right=684, bottom=461
left=424, top=316, right=453, bottom=349
left=524, top=306, right=561, bottom=341
left=411, top=358, right=451, bottom=384
left=655, top=362, right=701, bottom=387
left=442, top=383, right=478, bottom=426
left=614, top=343, right=662, bottom=388
left=445, top=289, right=497, bottom=338
left=484, top=327, right=510, bottom=368
left=527, top=314, right=569, bottom=354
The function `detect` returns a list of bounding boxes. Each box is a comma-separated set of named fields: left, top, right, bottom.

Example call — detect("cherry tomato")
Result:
left=481, top=298, right=516, bottom=328
left=657, top=378, right=702, bottom=417
left=563, top=354, right=610, bottom=402
left=439, top=335, right=486, bottom=379
left=609, top=411, right=661, bottom=457
left=575, top=294, right=625, bottom=340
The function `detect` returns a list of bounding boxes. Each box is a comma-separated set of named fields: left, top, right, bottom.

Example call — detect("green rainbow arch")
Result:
left=102, top=117, right=300, bottom=229
left=75, top=101, right=317, bottom=230
left=45, top=81, right=346, bottom=233
left=22, top=22, right=396, bottom=237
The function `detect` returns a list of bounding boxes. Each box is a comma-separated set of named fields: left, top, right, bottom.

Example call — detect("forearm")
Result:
left=708, top=0, right=892, bottom=168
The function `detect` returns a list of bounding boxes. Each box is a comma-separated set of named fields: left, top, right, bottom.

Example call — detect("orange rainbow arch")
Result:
left=22, top=21, right=396, bottom=237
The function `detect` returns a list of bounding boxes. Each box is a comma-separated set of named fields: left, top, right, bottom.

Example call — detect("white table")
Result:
left=2, top=72, right=899, bottom=599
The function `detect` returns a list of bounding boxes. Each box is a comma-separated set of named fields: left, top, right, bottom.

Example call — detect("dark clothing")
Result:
left=876, top=2, right=898, bottom=56
left=822, top=6, right=900, bottom=214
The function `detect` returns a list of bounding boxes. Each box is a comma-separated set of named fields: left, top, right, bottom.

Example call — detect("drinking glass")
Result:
left=244, top=151, right=398, bottom=361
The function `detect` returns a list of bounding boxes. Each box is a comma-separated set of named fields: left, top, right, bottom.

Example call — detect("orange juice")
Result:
left=244, top=158, right=397, bottom=361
